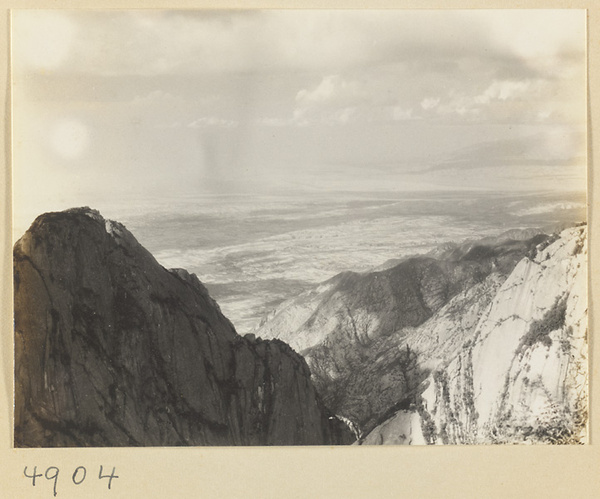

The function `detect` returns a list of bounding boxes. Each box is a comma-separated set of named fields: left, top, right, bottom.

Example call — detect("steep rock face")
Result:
left=306, top=272, right=505, bottom=437
left=14, top=208, right=352, bottom=447
left=256, top=233, right=550, bottom=437
left=366, top=225, right=588, bottom=444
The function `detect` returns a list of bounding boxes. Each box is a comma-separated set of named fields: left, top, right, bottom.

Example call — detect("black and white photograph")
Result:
left=11, top=9, right=588, bottom=447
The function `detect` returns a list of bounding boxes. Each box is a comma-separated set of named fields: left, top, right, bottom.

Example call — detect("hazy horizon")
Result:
left=12, top=9, right=587, bottom=240
left=116, top=189, right=585, bottom=333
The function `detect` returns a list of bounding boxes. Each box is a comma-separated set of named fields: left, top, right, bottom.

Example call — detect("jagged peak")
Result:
left=532, top=224, right=587, bottom=264
left=63, top=207, right=130, bottom=241
left=64, top=206, right=104, bottom=221
left=559, top=223, right=587, bottom=238
left=22, top=207, right=139, bottom=251
left=14, top=207, right=354, bottom=446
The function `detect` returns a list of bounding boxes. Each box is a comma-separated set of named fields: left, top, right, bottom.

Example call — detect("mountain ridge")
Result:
left=14, top=207, right=353, bottom=447
left=14, top=206, right=587, bottom=446
left=362, top=224, right=588, bottom=444
left=255, top=223, right=587, bottom=442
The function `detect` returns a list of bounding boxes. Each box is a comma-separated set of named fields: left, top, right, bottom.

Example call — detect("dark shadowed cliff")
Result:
left=14, top=208, right=352, bottom=447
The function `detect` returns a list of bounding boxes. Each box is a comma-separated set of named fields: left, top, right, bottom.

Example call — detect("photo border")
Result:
left=1, top=2, right=598, bottom=497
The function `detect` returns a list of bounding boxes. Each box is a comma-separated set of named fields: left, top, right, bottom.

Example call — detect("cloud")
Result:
left=13, top=10, right=585, bottom=128
left=13, top=10, right=584, bottom=78
left=391, top=107, right=413, bottom=121
left=475, top=79, right=534, bottom=104
left=296, top=75, right=363, bottom=106
left=293, top=75, right=368, bottom=125
left=255, top=117, right=290, bottom=127
left=435, top=93, right=481, bottom=120
left=188, top=117, right=238, bottom=129
left=486, top=10, right=585, bottom=62
left=11, top=9, right=587, bottom=212
left=294, top=75, right=428, bottom=125
left=421, top=98, right=440, bottom=110
left=131, top=90, right=182, bottom=106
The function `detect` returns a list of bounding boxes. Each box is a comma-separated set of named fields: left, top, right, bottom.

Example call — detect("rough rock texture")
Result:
left=256, top=233, right=549, bottom=355
left=14, top=208, right=353, bottom=447
left=318, top=272, right=507, bottom=438
left=366, top=225, right=588, bottom=444
left=257, top=232, right=550, bottom=437
left=359, top=410, right=426, bottom=445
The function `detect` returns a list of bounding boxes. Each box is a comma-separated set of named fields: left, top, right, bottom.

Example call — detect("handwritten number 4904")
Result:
left=24, top=465, right=118, bottom=496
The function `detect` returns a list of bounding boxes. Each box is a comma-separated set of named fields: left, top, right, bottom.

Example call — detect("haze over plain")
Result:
left=12, top=10, right=586, bottom=236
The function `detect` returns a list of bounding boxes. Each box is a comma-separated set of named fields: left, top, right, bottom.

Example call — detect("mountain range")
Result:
left=14, top=207, right=587, bottom=446
left=254, top=224, right=588, bottom=444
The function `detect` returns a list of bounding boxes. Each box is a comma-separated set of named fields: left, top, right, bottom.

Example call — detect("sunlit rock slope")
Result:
left=366, top=225, right=588, bottom=444
left=257, top=225, right=587, bottom=444
left=256, top=231, right=555, bottom=436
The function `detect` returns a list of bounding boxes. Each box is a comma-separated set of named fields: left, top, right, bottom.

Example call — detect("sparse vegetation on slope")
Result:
left=519, top=296, right=567, bottom=350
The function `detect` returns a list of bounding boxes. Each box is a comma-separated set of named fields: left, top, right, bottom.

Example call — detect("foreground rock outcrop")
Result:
left=417, top=225, right=588, bottom=444
left=14, top=208, right=352, bottom=447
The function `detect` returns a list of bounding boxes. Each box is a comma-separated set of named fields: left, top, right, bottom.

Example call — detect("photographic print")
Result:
left=11, top=9, right=587, bottom=447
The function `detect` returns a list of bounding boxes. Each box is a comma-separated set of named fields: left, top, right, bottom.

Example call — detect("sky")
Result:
left=11, top=9, right=587, bottom=233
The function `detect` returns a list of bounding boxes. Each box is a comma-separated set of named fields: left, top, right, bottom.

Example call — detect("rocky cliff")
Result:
left=14, top=208, right=352, bottom=447
left=364, top=225, right=588, bottom=444
left=256, top=232, right=554, bottom=436
left=256, top=232, right=550, bottom=355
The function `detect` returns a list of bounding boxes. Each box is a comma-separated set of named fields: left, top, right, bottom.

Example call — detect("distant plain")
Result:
left=111, top=189, right=587, bottom=333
